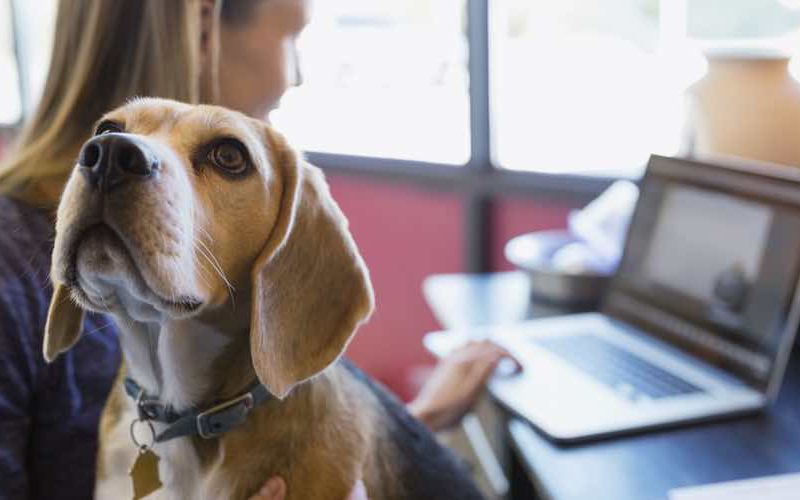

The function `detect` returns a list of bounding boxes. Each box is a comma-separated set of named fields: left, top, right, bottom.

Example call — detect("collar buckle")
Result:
left=196, top=392, right=256, bottom=439
left=137, top=399, right=165, bottom=421
left=124, top=377, right=270, bottom=442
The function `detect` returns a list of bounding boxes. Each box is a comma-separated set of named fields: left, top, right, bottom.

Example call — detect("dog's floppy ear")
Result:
left=43, top=283, right=85, bottom=362
left=250, top=129, right=374, bottom=399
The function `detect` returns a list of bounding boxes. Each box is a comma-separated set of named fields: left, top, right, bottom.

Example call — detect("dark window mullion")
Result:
left=465, top=0, right=492, bottom=272
left=466, top=0, right=491, bottom=171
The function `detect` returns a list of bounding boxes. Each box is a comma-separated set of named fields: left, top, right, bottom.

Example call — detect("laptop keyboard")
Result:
left=534, top=335, right=703, bottom=401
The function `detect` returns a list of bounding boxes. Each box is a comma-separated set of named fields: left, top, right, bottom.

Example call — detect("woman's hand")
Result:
left=407, top=340, right=520, bottom=432
left=250, top=477, right=286, bottom=500
left=249, top=478, right=368, bottom=500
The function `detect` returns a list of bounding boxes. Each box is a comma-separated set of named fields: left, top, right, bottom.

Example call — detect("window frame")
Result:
left=307, top=0, right=622, bottom=194
left=309, top=0, right=614, bottom=270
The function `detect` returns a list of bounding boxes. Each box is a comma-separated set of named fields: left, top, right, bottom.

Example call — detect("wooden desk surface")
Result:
left=424, top=272, right=800, bottom=500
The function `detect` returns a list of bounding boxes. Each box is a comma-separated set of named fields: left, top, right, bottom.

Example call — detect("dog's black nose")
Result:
left=78, top=134, right=158, bottom=191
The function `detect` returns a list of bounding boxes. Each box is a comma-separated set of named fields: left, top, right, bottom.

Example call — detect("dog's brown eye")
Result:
left=95, top=121, right=123, bottom=135
left=210, top=141, right=248, bottom=174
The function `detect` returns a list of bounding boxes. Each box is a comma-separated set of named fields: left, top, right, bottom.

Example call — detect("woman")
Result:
left=0, top=1, right=513, bottom=498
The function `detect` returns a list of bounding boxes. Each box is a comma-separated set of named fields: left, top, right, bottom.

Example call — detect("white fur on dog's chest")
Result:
left=96, top=319, right=236, bottom=500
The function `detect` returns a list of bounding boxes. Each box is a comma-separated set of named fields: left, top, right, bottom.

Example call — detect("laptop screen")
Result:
left=606, top=156, right=800, bottom=390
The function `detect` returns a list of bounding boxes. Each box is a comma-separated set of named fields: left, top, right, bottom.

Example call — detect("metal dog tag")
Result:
left=129, top=447, right=162, bottom=500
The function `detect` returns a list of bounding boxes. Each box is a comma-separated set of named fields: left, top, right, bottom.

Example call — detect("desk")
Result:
left=424, top=272, right=800, bottom=500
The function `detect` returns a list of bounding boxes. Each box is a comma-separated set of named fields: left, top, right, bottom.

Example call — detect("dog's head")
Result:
left=44, top=98, right=374, bottom=398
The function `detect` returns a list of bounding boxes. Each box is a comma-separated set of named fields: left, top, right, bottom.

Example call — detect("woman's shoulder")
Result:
left=0, top=195, right=54, bottom=284
left=0, top=195, right=53, bottom=241
left=0, top=194, right=119, bottom=373
left=0, top=195, right=55, bottom=333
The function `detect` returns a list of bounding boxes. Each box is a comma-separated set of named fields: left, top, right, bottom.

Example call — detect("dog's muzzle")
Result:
left=78, top=133, right=159, bottom=192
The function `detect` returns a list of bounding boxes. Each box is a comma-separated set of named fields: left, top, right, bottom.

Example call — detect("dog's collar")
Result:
left=124, top=377, right=273, bottom=442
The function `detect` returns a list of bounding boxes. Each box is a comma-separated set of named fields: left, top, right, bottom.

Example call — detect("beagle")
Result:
left=44, top=98, right=484, bottom=500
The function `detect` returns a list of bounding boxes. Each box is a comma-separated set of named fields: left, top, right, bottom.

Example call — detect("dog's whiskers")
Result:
left=196, top=228, right=232, bottom=288
left=191, top=256, right=217, bottom=301
left=192, top=238, right=235, bottom=305
left=84, top=321, right=117, bottom=336
left=98, top=294, right=112, bottom=313
left=192, top=258, right=213, bottom=289
left=193, top=240, right=227, bottom=287
left=197, top=225, right=214, bottom=243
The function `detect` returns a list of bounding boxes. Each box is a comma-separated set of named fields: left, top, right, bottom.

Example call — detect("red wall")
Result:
left=328, top=175, right=463, bottom=400
left=489, top=197, right=576, bottom=271
left=328, top=173, right=581, bottom=400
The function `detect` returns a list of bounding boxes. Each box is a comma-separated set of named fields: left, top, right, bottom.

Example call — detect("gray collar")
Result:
left=124, top=377, right=273, bottom=442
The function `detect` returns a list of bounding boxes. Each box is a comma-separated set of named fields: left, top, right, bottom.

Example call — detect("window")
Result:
left=0, top=0, right=21, bottom=125
left=491, top=0, right=800, bottom=177
left=689, top=0, right=800, bottom=39
left=270, top=0, right=471, bottom=165
left=6, top=0, right=798, bottom=183
left=0, top=0, right=56, bottom=126
left=11, top=0, right=56, bottom=114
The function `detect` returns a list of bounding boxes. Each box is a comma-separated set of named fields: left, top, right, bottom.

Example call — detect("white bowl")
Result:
left=505, top=230, right=611, bottom=305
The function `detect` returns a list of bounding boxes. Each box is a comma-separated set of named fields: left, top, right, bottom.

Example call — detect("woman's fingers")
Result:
left=250, top=477, right=287, bottom=500
left=347, top=480, right=369, bottom=500
left=408, top=340, right=524, bottom=431
left=463, top=340, right=523, bottom=373
left=250, top=478, right=365, bottom=500
left=463, top=351, right=505, bottom=399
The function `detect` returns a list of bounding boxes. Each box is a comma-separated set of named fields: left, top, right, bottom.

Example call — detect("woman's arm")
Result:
left=407, top=340, right=519, bottom=432
left=0, top=290, right=36, bottom=499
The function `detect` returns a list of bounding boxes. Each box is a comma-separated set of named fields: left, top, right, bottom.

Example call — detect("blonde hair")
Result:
left=0, top=0, right=215, bottom=204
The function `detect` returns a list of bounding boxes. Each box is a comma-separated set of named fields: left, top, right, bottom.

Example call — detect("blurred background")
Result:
left=3, top=0, right=800, bottom=400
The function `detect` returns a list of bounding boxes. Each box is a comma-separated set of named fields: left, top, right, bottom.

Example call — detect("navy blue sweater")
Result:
left=0, top=196, right=121, bottom=500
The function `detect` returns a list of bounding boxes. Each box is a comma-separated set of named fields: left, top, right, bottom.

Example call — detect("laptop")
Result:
left=425, top=154, right=800, bottom=442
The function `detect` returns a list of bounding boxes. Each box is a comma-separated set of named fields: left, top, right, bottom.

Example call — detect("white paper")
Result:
left=669, top=473, right=800, bottom=500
